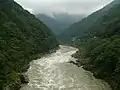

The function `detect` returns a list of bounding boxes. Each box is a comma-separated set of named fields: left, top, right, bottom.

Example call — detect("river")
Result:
left=21, top=45, right=111, bottom=90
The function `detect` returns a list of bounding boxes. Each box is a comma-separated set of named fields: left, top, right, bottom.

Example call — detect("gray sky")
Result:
left=15, top=0, right=113, bottom=16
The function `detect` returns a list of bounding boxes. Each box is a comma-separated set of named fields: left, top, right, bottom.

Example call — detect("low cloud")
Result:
left=15, top=0, right=113, bottom=16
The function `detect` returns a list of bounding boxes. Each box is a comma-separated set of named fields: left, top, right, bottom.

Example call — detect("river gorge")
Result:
left=21, top=45, right=111, bottom=90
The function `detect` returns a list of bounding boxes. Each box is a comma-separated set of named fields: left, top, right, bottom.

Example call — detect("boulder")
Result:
left=4, top=83, right=21, bottom=90
left=19, top=73, right=29, bottom=84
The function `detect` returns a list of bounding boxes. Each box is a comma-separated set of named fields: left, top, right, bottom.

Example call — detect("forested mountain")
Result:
left=0, top=0, right=59, bottom=89
left=36, top=13, right=84, bottom=35
left=70, top=0, right=120, bottom=90
left=59, top=0, right=119, bottom=43
left=87, top=0, right=120, bottom=37
left=53, top=13, right=84, bottom=25
left=36, top=14, right=65, bottom=35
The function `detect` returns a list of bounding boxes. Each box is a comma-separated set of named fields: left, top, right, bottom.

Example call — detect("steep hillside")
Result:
left=59, top=0, right=117, bottom=43
left=0, top=0, right=59, bottom=89
left=36, top=14, right=65, bottom=35
left=87, top=0, right=120, bottom=37
left=72, top=0, right=120, bottom=90
left=36, top=13, right=84, bottom=35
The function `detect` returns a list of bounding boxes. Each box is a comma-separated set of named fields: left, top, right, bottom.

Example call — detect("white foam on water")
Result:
left=21, top=45, right=111, bottom=90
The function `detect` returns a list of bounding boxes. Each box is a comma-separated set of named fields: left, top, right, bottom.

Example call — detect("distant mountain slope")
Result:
left=36, top=13, right=84, bottom=35
left=87, top=0, right=120, bottom=37
left=0, top=1, right=58, bottom=89
left=59, top=0, right=118, bottom=43
left=36, top=14, right=65, bottom=35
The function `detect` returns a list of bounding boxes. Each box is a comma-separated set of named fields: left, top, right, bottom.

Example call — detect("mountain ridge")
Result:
left=59, top=0, right=117, bottom=43
left=36, top=13, right=84, bottom=35
left=0, top=1, right=59, bottom=89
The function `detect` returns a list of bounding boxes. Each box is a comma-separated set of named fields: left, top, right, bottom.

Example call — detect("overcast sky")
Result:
left=15, top=0, right=113, bottom=16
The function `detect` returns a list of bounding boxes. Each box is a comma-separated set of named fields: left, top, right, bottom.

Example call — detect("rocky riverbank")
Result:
left=4, top=73, right=29, bottom=90
left=4, top=64, right=30, bottom=90
left=3, top=46, right=59, bottom=90
left=69, top=51, right=119, bottom=90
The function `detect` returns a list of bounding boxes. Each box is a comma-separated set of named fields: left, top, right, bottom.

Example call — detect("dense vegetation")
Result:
left=60, top=0, right=120, bottom=89
left=36, top=13, right=84, bottom=35
left=73, top=35, right=120, bottom=90
left=59, top=0, right=120, bottom=43
left=0, top=0, right=59, bottom=89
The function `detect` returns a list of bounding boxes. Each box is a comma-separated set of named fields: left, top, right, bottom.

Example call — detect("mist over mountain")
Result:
left=36, top=13, right=84, bottom=35
left=59, top=0, right=119, bottom=43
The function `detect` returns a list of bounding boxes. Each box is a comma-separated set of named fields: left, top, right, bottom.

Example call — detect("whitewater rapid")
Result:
left=21, top=45, right=111, bottom=90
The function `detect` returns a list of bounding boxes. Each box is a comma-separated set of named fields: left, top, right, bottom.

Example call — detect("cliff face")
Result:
left=0, top=1, right=59, bottom=89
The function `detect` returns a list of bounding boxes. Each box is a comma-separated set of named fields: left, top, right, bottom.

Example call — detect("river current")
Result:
left=21, top=45, right=111, bottom=90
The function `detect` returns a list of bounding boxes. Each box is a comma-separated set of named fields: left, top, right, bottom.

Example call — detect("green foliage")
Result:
left=71, top=1, right=120, bottom=90
left=7, top=71, right=20, bottom=84
left=74, top=36, right=120, bottom=90
left=88, top=3, right=120, bottom=37
left=0, top=1, right=59, bottom=89
left=59, top=0, right=120, bottom=43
